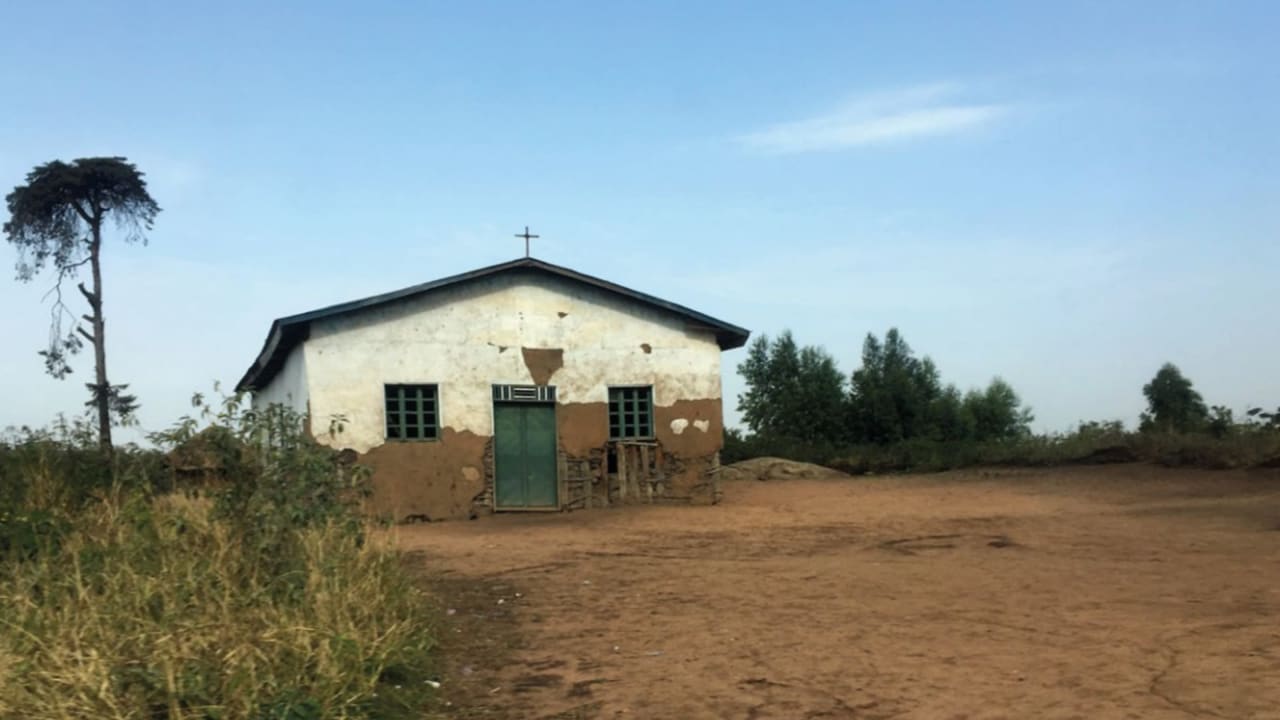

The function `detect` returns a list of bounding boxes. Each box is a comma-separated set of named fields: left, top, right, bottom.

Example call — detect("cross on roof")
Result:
left=515, top=226, right=539, bottom=258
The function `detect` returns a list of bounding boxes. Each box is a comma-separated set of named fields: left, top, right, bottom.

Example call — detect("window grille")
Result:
left=608, top=386, right=653, bottom=439
left=492, top=384, right=556, bottom=403
left=385, top=384, right=439, bottom=440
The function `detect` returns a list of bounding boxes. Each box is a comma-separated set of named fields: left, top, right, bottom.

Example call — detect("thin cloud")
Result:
left=738, top=84, right=1009, bottom=154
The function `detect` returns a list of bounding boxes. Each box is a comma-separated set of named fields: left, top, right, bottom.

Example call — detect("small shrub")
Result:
left=150, top=391, right=373, bottom=588
left=0, top=508, right=70, bottom=562
left=0, top=415, right=167, bottom=514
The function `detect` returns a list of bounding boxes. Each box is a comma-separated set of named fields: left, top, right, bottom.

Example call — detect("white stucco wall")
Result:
left=299, top=272, right=724, bottom=452
left=252, top=344, right=309, bottom=416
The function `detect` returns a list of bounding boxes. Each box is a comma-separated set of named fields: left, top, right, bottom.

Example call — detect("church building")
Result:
left=235, top=255, right=749, bottom=521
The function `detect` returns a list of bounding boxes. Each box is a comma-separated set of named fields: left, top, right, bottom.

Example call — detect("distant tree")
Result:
left=929, top=384, right=974, bottom=441
left=792, top=345, right=849, bottom=443
left=847, top=328, right=943, bottom=443
left=845, top=329, right=1033, bottom=444
left=1245, top=405, right=1280, bottom=430
left=737, top=333, right=791, bottom=438
left=737, top=331, right=846, bottom=444
left=4, top=157, right=161, bottom=456
left=963, top=377, right=1034, bottom=441
left=1139, top=363, right=1208, bottom=434
left=1074, top=419, right=1127, bottom=439
left=1206, top=405, right=1235, bottom=439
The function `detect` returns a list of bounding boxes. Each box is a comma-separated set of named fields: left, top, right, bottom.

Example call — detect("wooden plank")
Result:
left=711, top=452, right=721, bottom=504
left=628, top=445, right=639, bottom=499
left=558, top=451, right=569, bottom=510
left=641, top=445, right=652, bottom=503
left=617, top=443, right=627, bottom=501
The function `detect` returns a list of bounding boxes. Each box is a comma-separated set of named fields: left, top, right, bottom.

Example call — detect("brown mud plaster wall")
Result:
left=654, top=398, right=725, bottom=504
left=556, top=399, right=724, bottom=508
left=556, top=402, right=610, bottom=509
left=359, top=428, right=489, bottom=521
left=557, top=402, right=611, bottom=456
left=521, top=347, right=564, bottom=385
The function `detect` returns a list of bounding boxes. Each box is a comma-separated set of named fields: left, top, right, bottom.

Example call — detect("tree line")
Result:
left=731, top=328, right=1279, bottom=471
left=737, top=328, right=1034, bottom=447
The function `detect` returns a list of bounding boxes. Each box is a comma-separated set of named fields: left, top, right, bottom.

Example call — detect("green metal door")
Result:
left=493, top=403, right=558, bottom=509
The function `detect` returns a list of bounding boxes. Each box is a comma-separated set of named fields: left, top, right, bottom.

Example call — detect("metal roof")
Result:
left=235, top=257, right=751, bottom=392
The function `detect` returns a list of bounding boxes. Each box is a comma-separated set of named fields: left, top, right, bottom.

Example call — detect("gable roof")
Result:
left=235, top=257, right=751, bottom=392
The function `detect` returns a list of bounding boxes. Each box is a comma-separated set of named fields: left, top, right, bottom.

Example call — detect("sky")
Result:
left=1, top=1, right=1277, bottom=442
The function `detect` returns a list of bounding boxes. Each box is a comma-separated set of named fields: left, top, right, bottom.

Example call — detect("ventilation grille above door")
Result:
left=493, top=384, right=557, bottom=403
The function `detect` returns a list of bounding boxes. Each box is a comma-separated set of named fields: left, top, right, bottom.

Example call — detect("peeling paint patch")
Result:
left=521, top=347, right=565, bottom=385
left=693, top=419, right=710, bottom=433
left=640, top=343, right=652, bottom=354
left=670, top=418, right=689, bottom=435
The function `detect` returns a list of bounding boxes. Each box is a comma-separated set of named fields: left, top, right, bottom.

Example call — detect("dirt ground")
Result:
left=401, top=464, right=1280, bottom=719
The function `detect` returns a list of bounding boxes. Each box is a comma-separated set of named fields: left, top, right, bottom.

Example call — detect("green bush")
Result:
left=0, top=415, right=167, bottom=515
left=149, top=392, right=374, bottom=588
left=1130, top=430, right=1280, bottom=469
left=0, top=508, right=71, bottom=562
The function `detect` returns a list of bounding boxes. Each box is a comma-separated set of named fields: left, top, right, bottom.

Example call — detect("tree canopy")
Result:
left=737, top=331, right=846, bottom=444
left=5, top=158, right=159, bottom=279
left=1139, top=363, right=1208, bottom=433
left=848, top=329, right=942, bottom=443
left=848, top=329, right=1031, bottom=443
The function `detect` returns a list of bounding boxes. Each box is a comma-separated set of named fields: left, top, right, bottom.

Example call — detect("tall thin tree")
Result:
left=4, top=157, right=161, bottom=455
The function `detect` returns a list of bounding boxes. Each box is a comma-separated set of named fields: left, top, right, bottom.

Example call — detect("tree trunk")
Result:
left=89, top=216, right=112, bottom=458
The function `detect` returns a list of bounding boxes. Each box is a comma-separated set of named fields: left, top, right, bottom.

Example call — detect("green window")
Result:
left=385, top=384, right=439, bottom=440
left=608, top=386, right=653, bottom=439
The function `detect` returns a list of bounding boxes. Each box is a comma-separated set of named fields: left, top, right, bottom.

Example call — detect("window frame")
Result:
left=607, top=385, right=654, bottom=440
left=383, top=383, right=441, bottom=442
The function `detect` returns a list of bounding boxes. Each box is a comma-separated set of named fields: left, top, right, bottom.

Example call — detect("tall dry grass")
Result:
left=0, top=492, right=437, bottom=719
